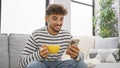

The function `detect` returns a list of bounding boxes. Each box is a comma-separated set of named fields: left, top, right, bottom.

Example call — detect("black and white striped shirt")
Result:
left=18, top=27, right=73, bottom=68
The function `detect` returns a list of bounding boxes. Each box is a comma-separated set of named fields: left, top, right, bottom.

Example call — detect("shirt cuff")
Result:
left=37, top=50, right=44, bottom=61
left=75, top=52, right=84, bottom=61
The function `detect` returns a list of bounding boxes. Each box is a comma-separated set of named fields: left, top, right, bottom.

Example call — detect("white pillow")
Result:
left=88, top=48, right=119, bottom=63
left=84, top=58, right=100, bottom=68
left=95, top=36, right=119, bottom=49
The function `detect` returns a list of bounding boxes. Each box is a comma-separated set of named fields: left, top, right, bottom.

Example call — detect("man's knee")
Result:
left=26, top=61, right=46, bottom=68
left=76, top=60, right=88, bottom=68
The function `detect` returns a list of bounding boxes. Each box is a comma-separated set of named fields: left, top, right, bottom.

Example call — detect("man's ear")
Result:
left=45, top=16, right=49, bottom=26
left=45, top=16, right=48, bottom=22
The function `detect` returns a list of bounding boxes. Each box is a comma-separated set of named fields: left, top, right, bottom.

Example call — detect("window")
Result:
left=1, top=0, right=45, bottom=34
left=71, top=0, right=93, bottom=36
left=72, top=0, right=92, bottom=5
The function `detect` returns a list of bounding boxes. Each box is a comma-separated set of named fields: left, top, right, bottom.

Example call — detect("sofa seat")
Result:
left=95, top=63, right=120, bottom=68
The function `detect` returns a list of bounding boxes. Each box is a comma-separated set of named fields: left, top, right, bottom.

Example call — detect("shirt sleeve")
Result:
left=18, top=34, right=43, bottom=68
left=75, top=51, right=84, bottom=61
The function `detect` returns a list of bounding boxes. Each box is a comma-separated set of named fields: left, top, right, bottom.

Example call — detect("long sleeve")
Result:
left=18, top=34, right=43, bottom=68
left=75, top=51, right=84, bottom=61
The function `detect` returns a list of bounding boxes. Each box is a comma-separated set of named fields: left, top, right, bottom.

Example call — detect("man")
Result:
left=19, top=4, right=88, bottom=68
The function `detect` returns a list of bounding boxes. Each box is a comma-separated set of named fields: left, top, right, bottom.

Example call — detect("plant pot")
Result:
left=95, top=36, right=119, bottom=49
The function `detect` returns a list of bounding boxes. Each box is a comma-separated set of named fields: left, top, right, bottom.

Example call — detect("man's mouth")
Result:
left=56, top=25, right=61, bottom=29
left=55, top=25, right=61, bottom=29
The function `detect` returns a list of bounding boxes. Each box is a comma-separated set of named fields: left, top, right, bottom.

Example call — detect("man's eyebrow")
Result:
left=52, top=16, right=57, bottom=18
left=52, top=16, right=58, bottom=19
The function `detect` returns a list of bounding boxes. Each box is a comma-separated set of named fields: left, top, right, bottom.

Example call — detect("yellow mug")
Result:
left=47, top=45, right=60, bottom=54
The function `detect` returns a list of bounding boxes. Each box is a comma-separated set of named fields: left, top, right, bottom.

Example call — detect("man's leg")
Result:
left=75, top=60, right=88, bottom=68
left=26, top=61, right=46, bottom=68
left=57, top=60, right=88, bottom=68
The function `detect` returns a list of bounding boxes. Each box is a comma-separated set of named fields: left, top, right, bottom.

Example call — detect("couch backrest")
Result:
left=0, top=33, right=9, bottom=68
left=9, top=34, right=30, bottom=68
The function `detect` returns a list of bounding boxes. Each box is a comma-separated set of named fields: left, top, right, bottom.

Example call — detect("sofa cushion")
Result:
left=9, top=34, right=30, bottom=68
left=0, top=33, right=9, bottom=68
left=95, top=36, right=119, bottom=49
left=88, top=48, right=120, bottom=63
left=95, top=63, right=120, bottom=68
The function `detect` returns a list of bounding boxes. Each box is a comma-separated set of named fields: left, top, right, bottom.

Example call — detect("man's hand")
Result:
left=39, top=45, right=49, bottom=58
left=66, top=45, right=80, bottom=59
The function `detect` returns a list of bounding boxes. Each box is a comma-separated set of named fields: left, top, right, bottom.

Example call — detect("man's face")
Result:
left=46, top=14, right=64, bottom=33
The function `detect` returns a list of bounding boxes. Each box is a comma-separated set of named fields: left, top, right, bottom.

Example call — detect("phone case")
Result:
left=70, top=39, right=80, bottom=46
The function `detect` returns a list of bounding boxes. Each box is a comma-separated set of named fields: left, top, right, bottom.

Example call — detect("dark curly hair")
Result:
left=46, top=4, right=67, bottom=16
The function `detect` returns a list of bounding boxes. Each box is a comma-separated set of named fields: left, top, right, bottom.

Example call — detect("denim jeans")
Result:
left=26, top=60, right=88, bottom=68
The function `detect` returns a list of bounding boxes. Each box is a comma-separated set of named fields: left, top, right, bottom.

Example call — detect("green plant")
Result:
left=98, top=0, right=118, bottom=38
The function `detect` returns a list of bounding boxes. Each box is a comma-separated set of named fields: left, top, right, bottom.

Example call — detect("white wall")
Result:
left=71, top=2, right=92, bottom=36
left=1, top=0, right=93, bottom=36
left=1, top=0, right=45, bottom=34
left=49, top=0, right=71, bottom=32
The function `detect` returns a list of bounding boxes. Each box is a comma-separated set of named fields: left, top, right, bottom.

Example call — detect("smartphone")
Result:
left=70, top=39, right=80, bottom=46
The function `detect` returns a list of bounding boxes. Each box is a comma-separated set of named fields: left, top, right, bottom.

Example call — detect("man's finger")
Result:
left=41, top=47, right=47, bottom=52
left=40, top=47, right=49, bottom=58
left=71, top=45, right=79, bottom=50
left=67, top=49, right=77, bottom=56
left=69, top=46, right=79, bottom=53
left=41, top=51, right=49, bottom=58
left=40, top=49, right=49, bottom=55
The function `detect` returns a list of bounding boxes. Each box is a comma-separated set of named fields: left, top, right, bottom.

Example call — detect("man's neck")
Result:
left=47, top=27, right=58, bottom=35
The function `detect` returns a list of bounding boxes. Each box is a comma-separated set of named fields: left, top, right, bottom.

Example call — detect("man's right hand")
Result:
left=39, top=45, right=49, bottom=58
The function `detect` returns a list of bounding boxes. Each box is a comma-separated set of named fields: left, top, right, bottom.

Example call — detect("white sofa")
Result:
left=0, top=33, right=30, bottom=68
left=62, top=35, right=120, bottom=68
left=68, top=36, right=120, bottom=68
left=0, top=34, right=120, bottom=68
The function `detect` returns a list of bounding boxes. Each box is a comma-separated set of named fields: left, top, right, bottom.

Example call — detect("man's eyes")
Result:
left=52, top=17, right=57, bottom=20
left=52, top=17, right=63, bottom=21
left=60, top=18, right=63, bottom=21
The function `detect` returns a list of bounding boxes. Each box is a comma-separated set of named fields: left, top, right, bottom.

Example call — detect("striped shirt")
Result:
left=18, top=27, right=74, bottom=68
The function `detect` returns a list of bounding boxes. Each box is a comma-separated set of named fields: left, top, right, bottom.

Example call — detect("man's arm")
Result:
left=18, top=34, right=43, bottom=68
left=66, top=45, right=84, bottom=61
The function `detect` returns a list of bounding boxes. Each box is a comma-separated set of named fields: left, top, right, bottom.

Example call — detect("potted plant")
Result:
left=93, top=0, right=119, bottom=49
left=98, top=0, right=118, bottom=38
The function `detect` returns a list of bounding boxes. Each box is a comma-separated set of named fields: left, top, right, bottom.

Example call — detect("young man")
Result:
left=19, top=4, right=88, bottom=68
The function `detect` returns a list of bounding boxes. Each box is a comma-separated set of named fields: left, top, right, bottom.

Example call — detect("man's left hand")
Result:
left=66, top=45, right=80, bottom=59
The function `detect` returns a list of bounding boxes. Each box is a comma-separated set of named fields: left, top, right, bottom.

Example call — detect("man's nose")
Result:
left=56, top=20, right=61, bottom=25
left=56, top=22, right=61, bottom=25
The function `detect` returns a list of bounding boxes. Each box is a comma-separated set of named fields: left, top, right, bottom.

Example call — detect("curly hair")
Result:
left=46, top=4, right=67, bottom=16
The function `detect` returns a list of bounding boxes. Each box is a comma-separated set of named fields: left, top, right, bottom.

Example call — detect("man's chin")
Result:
left=54, top=30, right=60, bottom=32
left=54, top=29, right=60, bottom=32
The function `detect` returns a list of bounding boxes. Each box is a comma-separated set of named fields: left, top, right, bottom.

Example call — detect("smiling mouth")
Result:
left=55, top=25, right=61, bottom=29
